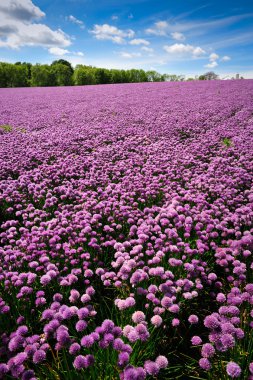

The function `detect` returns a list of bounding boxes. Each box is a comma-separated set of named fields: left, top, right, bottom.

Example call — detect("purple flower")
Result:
left=169, top=304, right=180, bottom=313
left=85, top=354, right=95, bottom=367
left=0, top=363, right=8, bottom=377
left=155, top=355, right=168, bottom=369
left=76, top=320, right=87, bottom=332
left=123, top=366, right=146, bottom=380
left=204, top=315, right=220, bottom=329
left=33, top=349, right=46, bottom=364
left=17, top=326, right=29, bottom=336
left=8, top=336, right=24, bottom=352
left=69, top=343, right=81, bottom=355
left=151, top=315, right=163, bottom=327
left=77, top=307, right=89, bottom=319
left=101, top=319, right=115, bottom=333
left=226, top=362, right=241, bottom=378
left=73, top=355, right=86, bottom=370
left=191, top=336, right=202, bottom=345
left=81, top=334, right=94, bottom=347
left=188, top=315, right=199, bottom=324
left=113, top=338, right=125, bottom=351
left=14, top=352, right=28, bottom=365
left=199, top=358, right=211, bottom=370
left=132, top=311, right=145, bottom=324
left=201, top=343, right=215, bottom=358
left=56, top=327, right=70, bottom=345
left=21, top=370, right=35, bottom=380
left=118, top=351, right=130, bottom=367
left=144, top=360, right=160, bottom=376
left=220, top=333, right=235, bottom=349
left=172, top=318, right=180, bottom=327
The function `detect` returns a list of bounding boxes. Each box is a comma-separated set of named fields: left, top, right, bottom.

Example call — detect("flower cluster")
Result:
left=0, top=80, right=253, bottom=378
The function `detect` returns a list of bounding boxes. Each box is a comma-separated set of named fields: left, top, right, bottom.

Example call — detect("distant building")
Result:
left=236, top=73, right=240, bottom=79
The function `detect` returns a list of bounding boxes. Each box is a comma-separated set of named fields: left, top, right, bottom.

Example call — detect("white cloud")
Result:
left=129, top=38, right=149, bottom=46
left=146, top=21, right=169, bottom=36
left=0, top=23, right=71, bottom=49
left=209, top=52, right=219, bottom=61
left=171, top=32, right=185, bottom=41
left=111, top=15, right=118, bottom=21
left=48, top=48, right=84, bottom=57
left=205, top=61, right=218, bottom=68
left=120, top=52, right=142, bottom=59
left=0, top=0, right=71, bottom=49
left=90, top=24, right=135, bottom=44
left=141, top=46, right=154, bottom=53
left=221, top=55, right=231, bottom=61
left=49, top=47, right=70, bottom=56
left=66, top=15, right=85, bottom=29
left=163, top=43, right=205, bottom=57
left=0, top=0, right=45, bottom=21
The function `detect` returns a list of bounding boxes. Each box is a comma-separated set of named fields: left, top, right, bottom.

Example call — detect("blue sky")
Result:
left=0, top=0, right=253, bottom=78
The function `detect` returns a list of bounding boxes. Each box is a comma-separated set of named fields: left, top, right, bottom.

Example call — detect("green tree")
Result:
left=146, top=70, right=163, bottom=82
left=0, top=63, right=10, bottom=87
left=51, top=63, right=73, bottom=86
left=73, top=65, right=96, bottom=85
left=51, top=59, right=74, bottom=75
left=31, top=64, right=56, bottom=87
left=199, top=71, right=219, bottom=80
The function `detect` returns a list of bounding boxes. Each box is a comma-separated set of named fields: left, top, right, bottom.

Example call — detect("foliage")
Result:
left=199, top=72, right=219, bottom=80
left=0, top=60, right=176, bottom=87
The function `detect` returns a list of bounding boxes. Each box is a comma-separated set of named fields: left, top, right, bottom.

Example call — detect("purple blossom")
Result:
left=132, top=311, right=145, bottom=324
left=201, top=343, right=215, bottom=358
left=151, top=315, right=163, bottom=327
left=118, top=351, right=130, bottom=367
left=199, top=358, right=211, bottom=370
left=191, top=336, right=202, bottom=345
left=73, top=355, right=86, bottom=370
left=188, top=315, right=199, bottom=324
left=0, top=80, right=253, bottom=380
left=144, top=360, right=159, bottom=376
left=33, top=349, right=46, bottom=364
left=155, top=355, right=168, bottom=369
left=226, top=362, right=241, bottom=378
left=69, top=343, right=81, bottom=355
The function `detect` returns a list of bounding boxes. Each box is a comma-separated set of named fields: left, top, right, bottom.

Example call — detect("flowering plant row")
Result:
left=0, top=81, right=253, bottom=379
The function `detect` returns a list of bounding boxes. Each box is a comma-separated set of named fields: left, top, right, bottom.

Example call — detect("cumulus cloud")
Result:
left=209, top=52, right=219, bottom=61
left=0, top=25, right=18, bottom=36
left=171, top=32, right=185, bottom=41
left=163, top=43, right=205, bottom=57
left=129, top=38, right=149, bottom=46
left=48, top=47, right=84, bottom=57
left=120, top=52, right=141, bottom=58
left=0, top=0, right=45, bottom=21
left=66, top=15, right=85, bottom=29
left=221, top=55, right=231, bottom=61
left=48, top=47, right=70, bottom=56
left=146, top=21, right=169, bottom=36
left=0, top=0, right=71, bottom=49
left=205, top=61, right=218, bottom=68
left=90, top=24, right=135, bottom=44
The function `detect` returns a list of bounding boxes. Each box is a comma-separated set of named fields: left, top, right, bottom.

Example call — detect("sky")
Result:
left=0, top=0, right=253, bottom=78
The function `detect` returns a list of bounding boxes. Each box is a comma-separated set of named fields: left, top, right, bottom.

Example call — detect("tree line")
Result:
left=0, top=60, right=180, bottom=88
left=0, top=60, right=223, bottom=88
